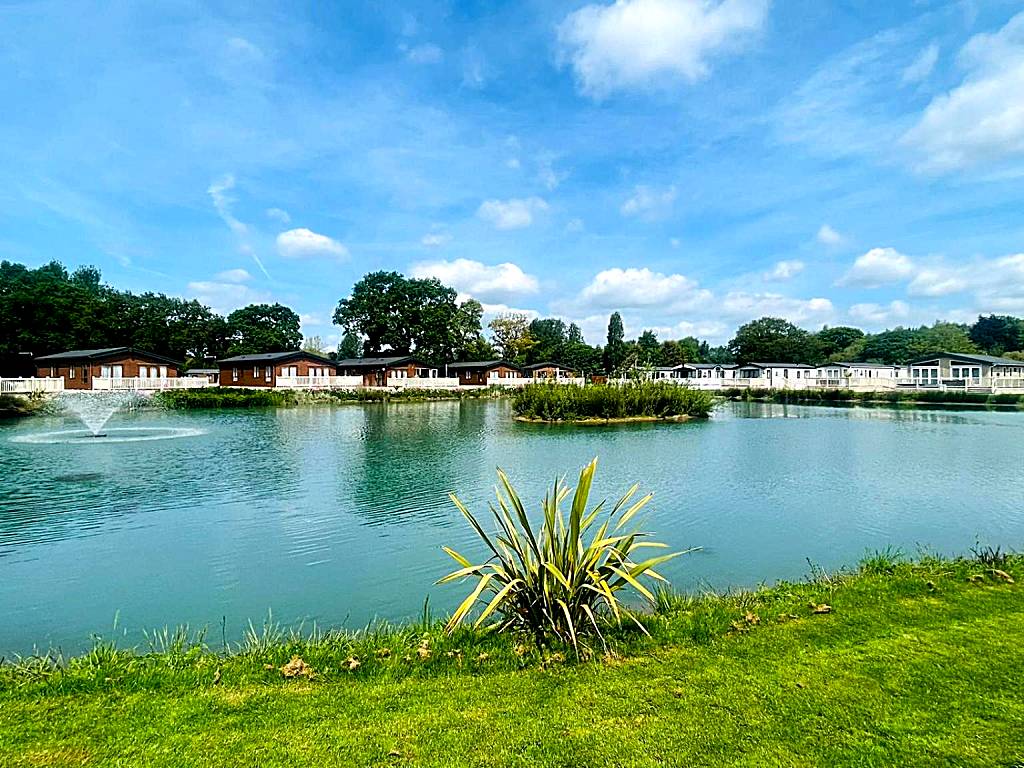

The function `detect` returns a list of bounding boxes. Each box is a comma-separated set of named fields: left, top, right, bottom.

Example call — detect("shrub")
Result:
left=154, top=389, right=298, bottom=409
left=439, top=458, right=685, bottom=651
left=512, top=381, right=714, bottom=422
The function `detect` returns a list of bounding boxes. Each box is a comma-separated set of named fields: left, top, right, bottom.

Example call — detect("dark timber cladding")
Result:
left=335, top=356, right=434, bottom=386
left=218, top=350, right=336, bottom=388
left=446, top=360, right=523, bottom=385
left=34, top=347, right=182, bottom=390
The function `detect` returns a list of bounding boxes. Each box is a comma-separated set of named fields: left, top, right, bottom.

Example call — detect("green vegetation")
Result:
left=1, top=551, right=1021, bottom=766
left=315, top=387, right=509, bottom=404
left=513, top=381, right=714, bottom=422
left=725, top=387, right=1024, bottom=407
left=0, top=393, right=44, bottom=417
left=441, top=459, right=679, bottom=649
left=154, top=389, right=299, bottom=409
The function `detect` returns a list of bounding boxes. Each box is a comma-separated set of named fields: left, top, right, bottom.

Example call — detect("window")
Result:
left=254, top=366, right=259, bottom=378
left=50, top=366, right=57, bottom=377
left=265, top=366, right=272, bottom=381
left=796, top=371, right=800, bottom=378
left=232, top=368, right=239, bottom=382
left=160, top=365, right=168, bottom=378
left=69, top=367, right=76, bottom=379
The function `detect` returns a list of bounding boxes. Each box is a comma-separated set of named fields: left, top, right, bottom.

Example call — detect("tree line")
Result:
left=3, top=261, right=1022, bottom=372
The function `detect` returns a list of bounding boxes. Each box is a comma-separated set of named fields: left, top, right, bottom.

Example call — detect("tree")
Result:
left=338, top=331, right=361, bottom=360
left=488, top=313, right=536, bottom=362
left=227, top=303, right=302, bottom=355
left=704, top=345, right=735, bottom=364
left=302, top=335, right=326, bottom=355
left=636, top=330, right=661, bottom=366
left=859, top=328, right=916, bottom=364
left=970, top=315, right=1023, bottom=355
left=603, top=312, right=627, bottom=374
left=660, top=337, right=701, bottom=366
left=567, top=323, right=584, bottom=345
left=727, top=317, right=812, bottom=364
left=333, top=272, right=483, bottom=364
left=909, top=322, right=977, bottom=358
left=526, top=318, right=567, bottom=364
left=459, top=335, right=497, bottom=362
left=814, top=326, right=865, bottom=360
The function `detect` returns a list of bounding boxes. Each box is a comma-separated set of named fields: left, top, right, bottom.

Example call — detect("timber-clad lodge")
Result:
left=2, top=347, right=1024, bottom=395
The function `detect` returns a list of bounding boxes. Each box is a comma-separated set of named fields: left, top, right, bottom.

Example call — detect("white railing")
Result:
left=276, top=375, right=363, bottom=389
left=486, top=377, right=530, bottom=387
left=0, top=377, right=64, bottom=394
left=386, top=376, right=462, bottom=389
left=91, top=377, right=211, bottom=391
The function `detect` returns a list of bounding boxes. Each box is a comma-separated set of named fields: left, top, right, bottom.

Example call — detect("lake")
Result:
left=2, top=399, right=1023, bottom=655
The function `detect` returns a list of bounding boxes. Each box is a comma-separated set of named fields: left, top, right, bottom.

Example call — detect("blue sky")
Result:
left=2, top=0, right=1024, bottom=347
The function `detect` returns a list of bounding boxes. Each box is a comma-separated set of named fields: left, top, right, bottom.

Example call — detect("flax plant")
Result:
left=439, top=458, right=684, bottom=650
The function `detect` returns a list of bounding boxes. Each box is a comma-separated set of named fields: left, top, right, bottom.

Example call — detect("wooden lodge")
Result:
left=523, top=362, right=578, bottom=381
left=335, top=356, right=438, bottom=387
left=446, top=360, right=524, bottom=386
left=34, top=347, right=182, bottom=390
left=218, top=351, right=336, bottom=388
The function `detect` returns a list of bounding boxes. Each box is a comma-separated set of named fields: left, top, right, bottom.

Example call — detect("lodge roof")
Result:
left=818, top=362, right=899, bottom=369
left=35, top=347, right=181, bottom=366
left=335, top=356, right=425, bottom=368
left=218, top=350, right=335, bottom=365
left=743, top=362, right=815, bottom=369
left=907, top=352, right=1024, bottom=367
left=523, top=361, right=574, bottom=371
left=680, top=363, right=739, bottom=369
left=446, top=360, right=520, bottom=371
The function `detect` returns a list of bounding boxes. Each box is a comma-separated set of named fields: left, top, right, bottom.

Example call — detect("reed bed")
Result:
left=512, top=380, right=714, bottom=422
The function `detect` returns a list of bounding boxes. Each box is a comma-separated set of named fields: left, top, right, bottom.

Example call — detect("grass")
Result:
left=313, top=386, right=511, bottom=404
left=153, top=389, right=299, bottom=409
left=724, top=387, right=1024, bottom=407
left=513, top=380, right=715, bottom=422
left=2, top=551, right=1021, bottom=766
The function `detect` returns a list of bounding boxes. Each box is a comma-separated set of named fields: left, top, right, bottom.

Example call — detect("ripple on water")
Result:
left=9, top=427, right=206, bottom=445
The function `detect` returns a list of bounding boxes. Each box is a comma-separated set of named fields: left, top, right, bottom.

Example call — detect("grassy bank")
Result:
left=724, top=386, right=1024, bottom=408
left=153, top=389, right=299, bottom=409
left=513, top=380, right=714, bottom=422
left=3, top=550, right=1020, bottom=766
left=0, top=392, right=48, bottom=418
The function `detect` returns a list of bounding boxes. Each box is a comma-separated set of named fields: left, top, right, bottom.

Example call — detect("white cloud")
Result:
left=902, top=13, right=1024, bottom=172
left=405, top=43, right=443, bottom=64
left=187, top=280, right=268, bottom=315
left=411, top=258, right=539, bottom=303
left=620, top=185, right=677, bottom=218
left=299, top=313, right=325, bottom=326
left=276, top=228, right=348, bottom=261
left=266, top=207, right=291, bottom=224
left=720, top=292, right=835, bottom=325
left=226, top=37, right=263, bottom=59
left=565, top=218, right=585, bottom=233
left=578, top=267, right=712, bottom=311
left=421, top=232, right=452, bottom=247
left=848, top=300, right=911, bottom=325
left=764, top=260, right=805, bottom=281
left=902, top=42, right=939, bottom=84
left=557, top=0, right=769, bottom=97
left=838, top=247, right=915, bottom=288
left=907, top=267, right=968, bottom=297
left=477, top=197, right=548, bottom=230
left=207, top=174, right=247, bottom=237
left=816, top=224, right=844, bottom=246
left=506, top=157, right=521, bottom=169
left=214, top=268, right=252, bottom=283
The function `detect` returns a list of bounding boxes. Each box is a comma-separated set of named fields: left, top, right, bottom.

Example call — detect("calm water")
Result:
left=1, top=400, right=1023, bottom=654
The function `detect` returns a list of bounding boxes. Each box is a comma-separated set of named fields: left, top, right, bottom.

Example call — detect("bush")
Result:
left=154, top=389, right=298, bottom=409
left=512, top=381, right=714, bottom=422
left=440, top=458, right=685, bottom=651
left=721, top=388, right=1024, bottom=407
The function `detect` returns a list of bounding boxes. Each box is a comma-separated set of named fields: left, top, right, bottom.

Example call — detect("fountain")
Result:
left=8, top=390, right=205, bottom=445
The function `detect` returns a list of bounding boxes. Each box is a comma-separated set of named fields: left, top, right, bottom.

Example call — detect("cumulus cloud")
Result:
left=816, top=224, right=844, bottom=246
left=266, top=207, right=291, bottom=224
left=720, top=292, right=834, bottom=324
left=902, top=13, right=1024, bottom=172
left=557, top=0, right=769, bottom=97
left=578, top=267, right=712, bottom=311
left=276, top=228, right=348, bottom=261
left=214, top=268, right=252, bottom=283
left=764, top=260, right=805, bottom=281
left=907, top=267, right=968, bottom=297
left=838, top=247, right=915, bottom=288
left=620, top=185, right=677, bottom=218
left=477, top=197, right=548, bottom=230
left=848, top=300, right=911, bottom=325
left=188, top=279, right=268, bottom=315
left=902, top=42, right=939, bottom=84
left=411, top=258, right=539, bottom=304
left=421, top=231, right=452, bottom=247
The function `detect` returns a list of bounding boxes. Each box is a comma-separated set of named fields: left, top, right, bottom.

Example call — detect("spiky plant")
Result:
left=438, top=458, right=685, bottom=650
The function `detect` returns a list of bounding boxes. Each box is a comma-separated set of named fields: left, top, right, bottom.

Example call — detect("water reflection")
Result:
left=1, top=399, right=1022, bottom=654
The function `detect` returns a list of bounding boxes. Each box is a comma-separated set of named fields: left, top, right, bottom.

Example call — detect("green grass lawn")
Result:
left=2, top=554, right=1022, bottom=767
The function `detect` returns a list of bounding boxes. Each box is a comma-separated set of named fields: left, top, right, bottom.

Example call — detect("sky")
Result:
left=2, top=0, right=1024, bottom=348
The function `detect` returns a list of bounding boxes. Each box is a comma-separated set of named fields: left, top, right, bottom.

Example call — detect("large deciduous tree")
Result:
left=488, top=313, right=536, bottom=362
left=969, top=315, right=1023, bottom=355
left=727, top=317, right=813, bottom=364
left=603, top=312, right=627, bottom=374
left=226, top=303, right=302, bottom=355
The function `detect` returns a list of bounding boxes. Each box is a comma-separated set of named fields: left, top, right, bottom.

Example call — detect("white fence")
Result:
left=91, top=377, right=211, bottom=391
left=386, top=376, right=461, bottom=389
left=276, top=375, right=363, bottom=389
left=0, top=377, right=64, bottom=394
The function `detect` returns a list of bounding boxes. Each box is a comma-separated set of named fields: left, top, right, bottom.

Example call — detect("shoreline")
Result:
left=513, top=413, right=697, bottom=424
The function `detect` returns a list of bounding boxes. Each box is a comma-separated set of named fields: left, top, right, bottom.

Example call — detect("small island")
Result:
left=512, top=380, right=715, bottom=423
